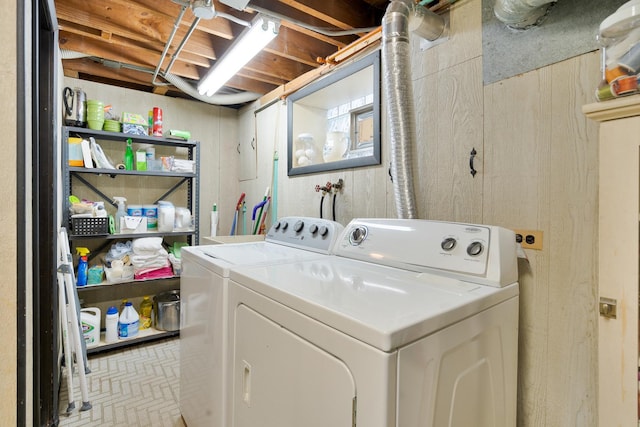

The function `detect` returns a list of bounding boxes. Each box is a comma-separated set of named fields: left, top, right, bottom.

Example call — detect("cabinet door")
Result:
left=239, top=107, right=257, bottom=181
left=232, top=304, right=356, bottom=427
left=598, top=117, right=640, bottom=426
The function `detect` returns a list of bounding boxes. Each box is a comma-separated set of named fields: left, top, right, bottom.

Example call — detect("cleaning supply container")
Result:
left=157, top=201, right=175, bottom=232
left=154, top=290, right=180, bottom=331
left=80, top=307, right=101, bottom=348
left=143, top=204, right=158, bottom=230
left=139, top=296, right=153, bottom=330
left=118, top=301, right=139, bottom=339
left=105, top=306, right=119, bottom=343
left=76, top=247, right=90, bottom=286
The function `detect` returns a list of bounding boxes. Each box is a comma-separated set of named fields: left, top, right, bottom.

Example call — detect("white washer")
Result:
left=226, top=219, right=520, bottom=427
left=179, top=217, right=344, bottom=427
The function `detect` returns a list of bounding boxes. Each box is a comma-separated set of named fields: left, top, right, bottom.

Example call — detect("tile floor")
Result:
left=58, top=337, right=185, bottom=427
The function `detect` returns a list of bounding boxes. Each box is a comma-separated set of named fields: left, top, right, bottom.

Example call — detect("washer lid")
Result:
left=182, top=242, right=329, bottom=276
left=229, top=257, right=518, bottom=352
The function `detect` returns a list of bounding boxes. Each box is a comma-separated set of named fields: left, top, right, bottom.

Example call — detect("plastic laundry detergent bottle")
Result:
left=80, top=307, right=101, bottom=348
left=76, top=247, right=90, bottom=286
left=139, top=296, right=153, bottom=330
left=113, top=196, right=127, bottom=233
left=118, top=301, right=139, bottom=339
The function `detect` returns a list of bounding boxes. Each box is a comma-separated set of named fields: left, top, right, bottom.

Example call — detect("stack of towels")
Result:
left=132, top=237, right=173, bottom=280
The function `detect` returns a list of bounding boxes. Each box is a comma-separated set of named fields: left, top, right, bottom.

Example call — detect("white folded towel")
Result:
left=132, top=237, right=164, bottom=253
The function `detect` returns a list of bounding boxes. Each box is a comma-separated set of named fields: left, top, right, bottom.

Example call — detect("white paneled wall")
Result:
left=241, top=0, right=600, bottom=425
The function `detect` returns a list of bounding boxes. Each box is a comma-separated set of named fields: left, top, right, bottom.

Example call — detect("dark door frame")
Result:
left=18, top=0, right=59, bottom=425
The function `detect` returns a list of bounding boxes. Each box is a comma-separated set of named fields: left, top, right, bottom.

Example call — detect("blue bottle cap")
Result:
left=107, top=306, right=118, bottom=315
left=125, top=301, right=133, bottom=306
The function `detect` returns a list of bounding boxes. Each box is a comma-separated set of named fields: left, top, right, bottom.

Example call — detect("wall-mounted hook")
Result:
left=469, top=148, right=477, bottom=177
left=237, top=143, right=241, bottom=154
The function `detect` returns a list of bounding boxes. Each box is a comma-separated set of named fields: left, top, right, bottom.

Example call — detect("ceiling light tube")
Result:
left=198, top=15, right=280, bottom=96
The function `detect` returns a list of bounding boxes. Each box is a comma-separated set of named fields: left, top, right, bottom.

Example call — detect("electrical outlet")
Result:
left=512, top=229, right=543, bottom=250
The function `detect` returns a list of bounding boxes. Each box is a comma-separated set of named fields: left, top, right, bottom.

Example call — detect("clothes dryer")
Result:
left=179, top=217, right=343, bottom=427
left=226, top=218, right=520, bottom=427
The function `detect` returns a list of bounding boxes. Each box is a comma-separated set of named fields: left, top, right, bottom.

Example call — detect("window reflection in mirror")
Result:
left=287, top=50, right=381, bottom=176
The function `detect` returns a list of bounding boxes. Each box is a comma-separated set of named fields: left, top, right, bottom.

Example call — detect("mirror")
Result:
left=287, top=50, right=381, bottom=176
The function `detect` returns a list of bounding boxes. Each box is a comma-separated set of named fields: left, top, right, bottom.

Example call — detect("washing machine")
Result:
left=179, top=217, right=344, bottom=427
left=226, top=218, right=520, bottom=427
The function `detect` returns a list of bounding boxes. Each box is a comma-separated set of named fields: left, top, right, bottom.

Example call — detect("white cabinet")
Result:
left=584, top=96, right=640, bottom=426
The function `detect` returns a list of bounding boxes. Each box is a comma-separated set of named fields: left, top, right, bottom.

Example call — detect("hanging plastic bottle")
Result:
left=139, top=296, right=153, bottom=330
left=124, top=138, right=134, bottom=170
left=76, top=247, right=90, bottom=286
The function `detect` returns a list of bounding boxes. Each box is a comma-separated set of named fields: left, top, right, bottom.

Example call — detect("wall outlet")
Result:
left=513, top=229, right=543, bottom=250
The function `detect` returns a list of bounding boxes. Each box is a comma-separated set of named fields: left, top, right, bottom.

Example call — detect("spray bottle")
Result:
left=76, top=247, right=90, bottom=286
left=113, top=197, right=127, bottom=233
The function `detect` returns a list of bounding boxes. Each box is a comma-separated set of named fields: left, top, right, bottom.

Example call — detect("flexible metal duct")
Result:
left=59, top=49, right=260, bottom=105
left=494, top=0, right=556, bottom=29
left=382, top=0, right=419, bottom=219
left=162, top=72, right=261, bottom=105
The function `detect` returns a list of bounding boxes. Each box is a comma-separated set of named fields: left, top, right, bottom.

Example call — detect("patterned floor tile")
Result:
left=58, top=337, right=185, bottom=427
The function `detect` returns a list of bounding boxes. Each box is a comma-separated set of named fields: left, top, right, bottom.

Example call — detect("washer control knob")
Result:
left=294, top=220, right=304, bottom=232
left=279, top=220, right=288, bottom=231
left=441, top=237, right=457, bottom=251
left=349, top=226, right=368, bottom=245
left=309, top=224, right=319, bottom=235
left=467, top=241, right=484, bottom=257
left=318, top=225, right=328, bottom=237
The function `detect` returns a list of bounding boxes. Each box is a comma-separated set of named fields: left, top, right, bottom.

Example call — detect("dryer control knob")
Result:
left=309, top=224, right=319, bottom=235
left=318, top=225, right=328, bottom=237
left=441, top=237, right=457, bottom=251
left=294, top=220, right=304, bottom=232
left=467, top=241, right=484, bottom=257
left=279, top=220, right=288, bottom=231
left=349, top=226, right=368, bottom=245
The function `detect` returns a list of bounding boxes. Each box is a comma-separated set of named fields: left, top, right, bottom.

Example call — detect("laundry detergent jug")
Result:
left=80, top=307, right=101, bottom=348
left=157, top=201, right=175, bottom=232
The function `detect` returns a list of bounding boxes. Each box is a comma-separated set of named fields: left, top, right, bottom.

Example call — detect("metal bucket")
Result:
left=154, top=290, right=180, bottom=331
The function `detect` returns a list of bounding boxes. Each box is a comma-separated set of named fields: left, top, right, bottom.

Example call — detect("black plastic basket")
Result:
left=71, top=217, right=108, bottom=236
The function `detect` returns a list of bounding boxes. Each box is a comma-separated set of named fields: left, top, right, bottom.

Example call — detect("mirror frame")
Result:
left=286, top=50, right=381, bottom=176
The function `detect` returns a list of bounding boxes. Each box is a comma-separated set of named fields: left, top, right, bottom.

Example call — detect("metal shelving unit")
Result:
left=61, top=126, right=200, bottom=351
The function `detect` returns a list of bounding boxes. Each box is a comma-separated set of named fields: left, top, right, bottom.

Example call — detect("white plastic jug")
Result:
left=118, top=301, right=139, bottom=339
left=80, top=307, right=101, bottom=348
left=157, top=201, right=175, bottom=233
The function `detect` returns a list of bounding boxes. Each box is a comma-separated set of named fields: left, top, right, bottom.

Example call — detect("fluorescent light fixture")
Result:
left=197, top=14, right=280, bottom=96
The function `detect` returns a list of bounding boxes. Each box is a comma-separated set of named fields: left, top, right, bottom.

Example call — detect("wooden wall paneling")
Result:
left=349, top=164, right=387, bottom=221
left=483, top=66, right=553, bottom=427
left=410, top=0, right=482, bottom=81
left=239, top=105, right=257, bottom=182
left=211, top=107, right=236, bottom=237
left=414, top=57, right=483, bottom=223
left=544, top=52, right=599, bottom=425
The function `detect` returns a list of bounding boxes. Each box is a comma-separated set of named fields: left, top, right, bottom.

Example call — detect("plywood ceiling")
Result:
left=54, top=0, right=448, bottom=105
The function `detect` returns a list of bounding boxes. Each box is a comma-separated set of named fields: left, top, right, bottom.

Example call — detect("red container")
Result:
left=152, top=107, right=163, bottom=137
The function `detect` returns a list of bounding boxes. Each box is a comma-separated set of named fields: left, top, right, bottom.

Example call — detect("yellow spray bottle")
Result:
left=76, top=247, right=90, bottom=286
